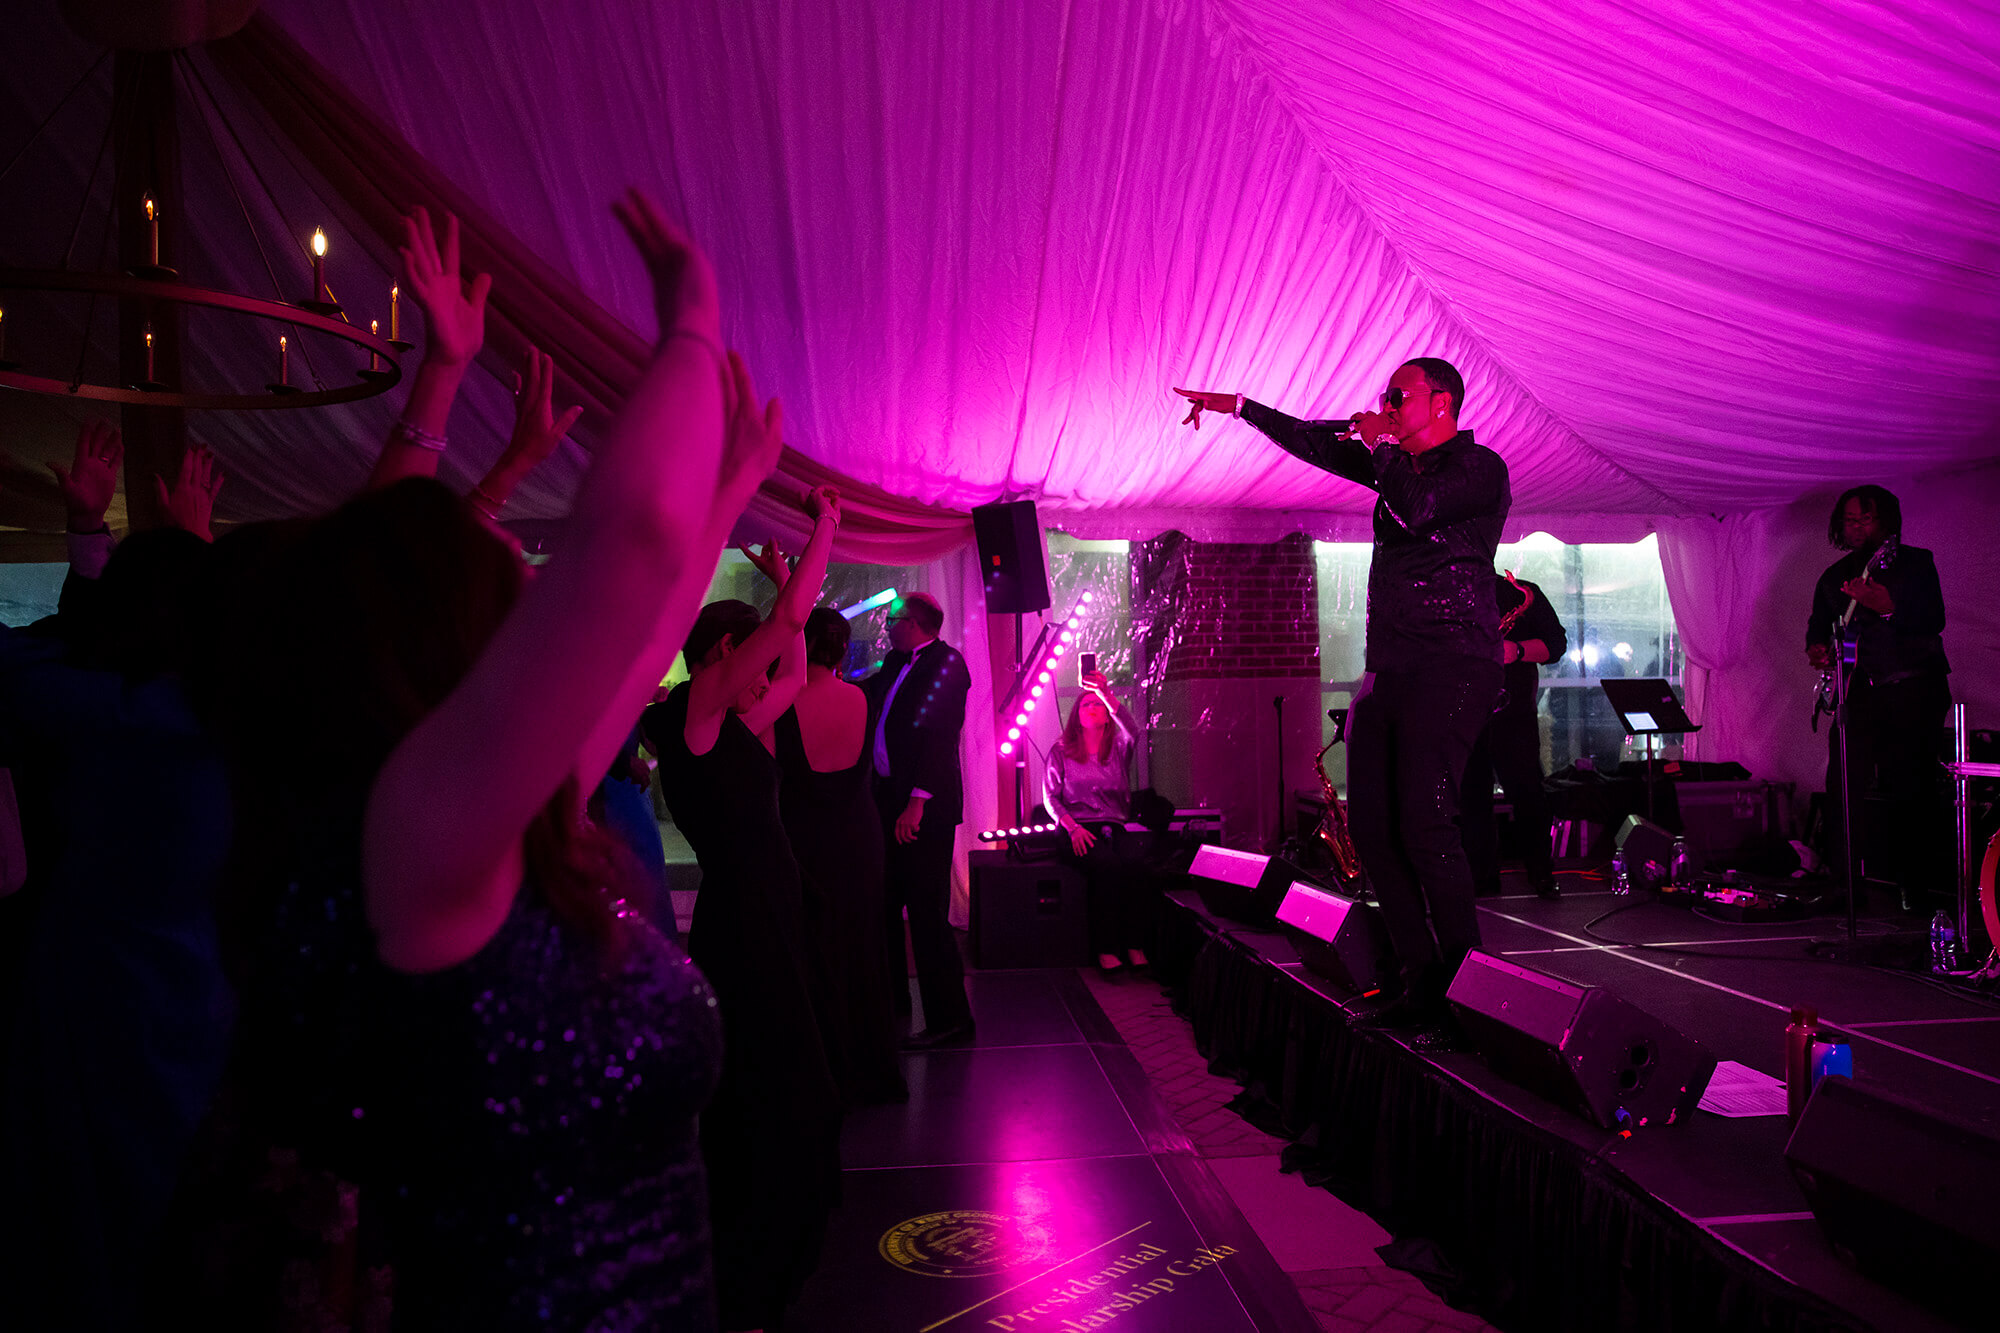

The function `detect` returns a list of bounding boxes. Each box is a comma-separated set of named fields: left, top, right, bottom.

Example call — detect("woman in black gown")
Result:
left=646, top=488, right=844, bottom=1333
left=775, top=607, right=907, bottom=1106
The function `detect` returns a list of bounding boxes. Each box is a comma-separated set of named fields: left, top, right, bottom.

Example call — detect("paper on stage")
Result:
left=1697, top=1060, right=1789, bottom=1118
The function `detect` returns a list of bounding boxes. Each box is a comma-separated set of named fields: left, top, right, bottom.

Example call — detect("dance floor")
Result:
left=790, top=968, right=1321, bottom=1333
left=1156, top=881, right=1992, bottom=1333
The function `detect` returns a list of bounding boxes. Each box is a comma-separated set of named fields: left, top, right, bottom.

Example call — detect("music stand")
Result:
left=1599, top=679, right=1701, bottom=822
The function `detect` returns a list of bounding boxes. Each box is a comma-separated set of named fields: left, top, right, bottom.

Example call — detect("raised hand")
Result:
left=153, top=443, right=225, bottom=541
left=1172, top=387, right=1239, bottom=430
left=611, top=189, right=723, bottom=354
left=397, top=206, right=491, bottom=368
left=1081, top=669, right=1112, bottom=697
left=803, top=484, right=841, bottom=528
left=505, top=347, right=583, bottom=473
left=715, top=350, right=783, bottom=509
left=738, top=539, right=790, bottom=586
left=49, top=419, right=122, bottom=531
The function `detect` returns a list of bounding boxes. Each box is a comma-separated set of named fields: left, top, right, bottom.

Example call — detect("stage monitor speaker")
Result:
left=971, top=499, right=1052, bottom=615
left=1275, top=880, right=1392, bottom=994
left=969, top=852, right=1090, bottom=968
left=1446, top=950, right=1715, bottom=1130
left=1784, top=1075, right=2000, bottom=1320
left=1613, top=813, right=1691, bottom=893
left=1188, top=845, right=1308, bottom=927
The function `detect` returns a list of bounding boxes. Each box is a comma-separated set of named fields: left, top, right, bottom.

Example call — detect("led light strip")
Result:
left=998, top=591, right=1094, bottom=757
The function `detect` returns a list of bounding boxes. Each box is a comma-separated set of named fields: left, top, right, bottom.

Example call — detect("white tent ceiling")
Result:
left=3, top=0, right=1998, bottom=542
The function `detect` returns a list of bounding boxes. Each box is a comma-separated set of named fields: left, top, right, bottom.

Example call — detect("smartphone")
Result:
left=1078, top=651, right=1097, bottom=679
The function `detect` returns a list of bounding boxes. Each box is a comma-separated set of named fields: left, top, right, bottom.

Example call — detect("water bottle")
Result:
left=1931, top=911, right=1959, bottom=973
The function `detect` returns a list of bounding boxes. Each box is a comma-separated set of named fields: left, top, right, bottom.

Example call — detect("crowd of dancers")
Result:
left=0, top=195, right=912, bottom=1332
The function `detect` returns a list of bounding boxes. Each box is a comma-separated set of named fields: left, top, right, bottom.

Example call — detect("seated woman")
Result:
left=643, top=490, right=845, bottom=1333
left=1044, top=670, right=1149, bottom=972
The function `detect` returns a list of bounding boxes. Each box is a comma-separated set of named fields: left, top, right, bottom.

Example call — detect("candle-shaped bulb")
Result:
left=390, top=284, right=400, bottom=340
left=143, top=321, right=155, bottom=381
left=279, top=334, right=289, bottom=385
left=143, top=194, right=160, bottom=266
left=310, top=228, right=328, bottom=301
left=369, top=319, right=381, bottom=371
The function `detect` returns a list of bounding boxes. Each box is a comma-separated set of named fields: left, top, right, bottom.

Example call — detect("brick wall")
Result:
left=1156, top=533, right=1319, bottom=682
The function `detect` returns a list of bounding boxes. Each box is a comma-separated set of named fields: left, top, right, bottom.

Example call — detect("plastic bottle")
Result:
left=1784, top=1005, right=1819, bottom=1122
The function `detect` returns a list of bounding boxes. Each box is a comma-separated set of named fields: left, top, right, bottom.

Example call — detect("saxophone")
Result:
left=1314, top=709, right=1364, bottom=884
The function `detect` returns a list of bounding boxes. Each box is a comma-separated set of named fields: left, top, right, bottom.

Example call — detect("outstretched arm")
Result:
left=1177, top=387, right=1377, bottom=488
left=364, top=189, right=742, bottom=974
left=365, top=208, right=492, bottom=493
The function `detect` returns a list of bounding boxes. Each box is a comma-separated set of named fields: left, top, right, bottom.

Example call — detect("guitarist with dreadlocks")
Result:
left=1806, top=484, right=1951, bottom=914
left=1461, top=572, right=1568, bottom=901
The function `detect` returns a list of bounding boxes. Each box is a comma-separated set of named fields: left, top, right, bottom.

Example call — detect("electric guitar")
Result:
left=1811, top=535, right=1899, bottom=731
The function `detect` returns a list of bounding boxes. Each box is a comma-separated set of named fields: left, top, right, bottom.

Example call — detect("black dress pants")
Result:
left=1064, top=824, right=1155, bottom=958
left=1460, top=706, right=1555, bottom=894
left=879, top=803, right=972, bottom=1030
left=1347, top=657, right=1504, bottom=994
left=1825, top=671, right=1951, bottom=895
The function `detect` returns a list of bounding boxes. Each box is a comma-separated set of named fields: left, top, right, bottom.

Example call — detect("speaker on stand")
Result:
left=974, top=500, right=1053, bottom=826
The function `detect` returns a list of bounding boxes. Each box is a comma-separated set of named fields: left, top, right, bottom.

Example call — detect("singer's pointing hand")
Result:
left=1173, top=387, right=1238, bottom=429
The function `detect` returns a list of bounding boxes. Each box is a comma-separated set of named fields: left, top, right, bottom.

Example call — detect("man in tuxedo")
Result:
left=866, top=592, right=976, bottom=1047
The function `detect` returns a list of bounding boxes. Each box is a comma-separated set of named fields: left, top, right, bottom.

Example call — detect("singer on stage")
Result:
left=1806, top=484, right=1951, bottom=913
left=1176, top=360, right=1510, bottom=1034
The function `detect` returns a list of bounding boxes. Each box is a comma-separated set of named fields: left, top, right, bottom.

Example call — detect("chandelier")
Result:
left=0, top=11, right=402, bottom=412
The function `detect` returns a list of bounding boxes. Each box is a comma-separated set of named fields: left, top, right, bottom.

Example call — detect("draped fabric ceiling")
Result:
left=5, top=0, right=1996, bottom=549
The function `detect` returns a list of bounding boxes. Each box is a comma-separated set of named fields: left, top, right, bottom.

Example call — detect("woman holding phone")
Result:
left=1044, top=668, right=1148, bottom=971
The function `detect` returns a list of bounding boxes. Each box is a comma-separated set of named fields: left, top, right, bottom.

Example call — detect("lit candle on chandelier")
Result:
left=143, top=195, right=159, bottom=267
left=310, top=228, right=328, bottom=302
left=369, top=319, right=381, bottom=370
left=389, top=284, right=399, bottom=341
left=278, top=334, right=288, bottom=386
left=143, top=322, right=155, bottom=382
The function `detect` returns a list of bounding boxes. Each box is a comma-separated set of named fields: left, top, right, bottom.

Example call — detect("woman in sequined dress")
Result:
left=646, top=490, right=845, bottom=1333
left=196, top=192, right=777, bottom=1331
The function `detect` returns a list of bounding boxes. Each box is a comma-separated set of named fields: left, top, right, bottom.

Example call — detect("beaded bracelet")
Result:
left=392, top=418, right=449, bottom=453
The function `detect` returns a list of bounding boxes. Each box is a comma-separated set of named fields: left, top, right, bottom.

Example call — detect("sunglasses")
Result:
left=1382, top=385, right=1439, bottom=409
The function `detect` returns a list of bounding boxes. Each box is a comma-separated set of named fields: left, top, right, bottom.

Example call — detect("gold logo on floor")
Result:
left=879, top=1210, right=1054, bottom=1278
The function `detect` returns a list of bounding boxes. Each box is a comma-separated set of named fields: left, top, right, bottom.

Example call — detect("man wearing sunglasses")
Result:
left=1174, top=361, right=1510, bottom=1038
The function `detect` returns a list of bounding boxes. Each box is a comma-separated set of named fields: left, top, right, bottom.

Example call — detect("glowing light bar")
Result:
left=976, top=822, right=1063, bottom=842
left=994, top=591, right=1097, bottom=758
left=840, top=588, right=899, bottom=619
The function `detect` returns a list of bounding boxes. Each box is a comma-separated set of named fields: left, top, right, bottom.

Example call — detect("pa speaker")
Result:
left=971, top=499, right=1051, bottom=615
left=1189, top=845, right=1309, bottom=927
left=969, top=852, right=1090, bottom=968
left=1275, top=880, right=1391, bottom=994
left=1446, top=950, right=1714, bottom=1130
left=1785, top=1075, right=2000, bottom=1319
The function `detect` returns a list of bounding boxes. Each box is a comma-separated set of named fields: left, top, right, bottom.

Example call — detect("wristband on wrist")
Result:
left=392, top=418, right=449, bottom=453
left=470, top=484, right=504, bottom=514
left=1233, top=392, right=1244, bottom=417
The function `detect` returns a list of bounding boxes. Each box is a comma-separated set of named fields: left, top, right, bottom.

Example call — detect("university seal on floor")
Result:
left=878, top=1210, right=1053, bottom=1278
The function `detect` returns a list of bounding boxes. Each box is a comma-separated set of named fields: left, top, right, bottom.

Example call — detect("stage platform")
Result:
left=789, top=968, right=1321, bottom=1333
left=1153, top=881, right=1996, bottom=1333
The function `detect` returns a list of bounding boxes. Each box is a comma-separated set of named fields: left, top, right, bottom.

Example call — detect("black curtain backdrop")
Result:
left=1152, top=896, right=1876, bottom=1333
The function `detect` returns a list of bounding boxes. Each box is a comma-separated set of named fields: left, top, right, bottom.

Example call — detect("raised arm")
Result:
left=469, top=346, right=583, bottom=522
left=363, top=189, right=741, bottom=974
left=1175, top=386, right=1376, bottom=488
left=365, top=208, right=492, bottom=493
left=689, top=486, right=842, bottom=746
